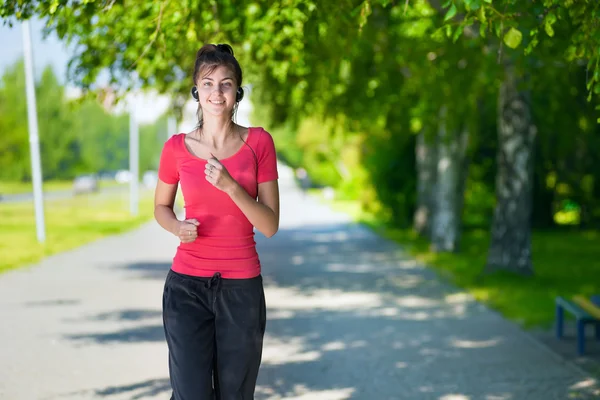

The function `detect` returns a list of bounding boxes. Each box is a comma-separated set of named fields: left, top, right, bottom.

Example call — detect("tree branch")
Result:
left=130, top=0, right=166, bottom=68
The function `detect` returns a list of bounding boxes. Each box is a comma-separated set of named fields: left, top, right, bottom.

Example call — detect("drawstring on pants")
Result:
left=205, top=272, right=222, bottom=312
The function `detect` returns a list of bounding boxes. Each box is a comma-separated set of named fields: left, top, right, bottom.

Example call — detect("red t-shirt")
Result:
left=158, top=127, right=278, bottom=279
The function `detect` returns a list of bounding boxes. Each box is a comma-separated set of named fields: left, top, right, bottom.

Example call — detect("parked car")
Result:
left=73, top=174, right=99, bottom=194
left=143, top=171, right=158, bottom=188
left=115, top=170, right=131, bottom=184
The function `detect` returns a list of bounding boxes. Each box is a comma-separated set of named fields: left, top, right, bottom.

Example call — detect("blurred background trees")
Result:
left=0, top=59, right=166, bottom=181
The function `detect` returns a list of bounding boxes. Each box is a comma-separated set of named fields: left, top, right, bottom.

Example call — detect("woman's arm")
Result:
left=227, top=180, right=280, bottom=238
left=206, top=154, right=280, bottom=238
left=154, top=179, right=199, bottom=243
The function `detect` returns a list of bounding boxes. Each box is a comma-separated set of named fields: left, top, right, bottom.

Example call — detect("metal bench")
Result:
left=555, top=295, right=600, bottom=356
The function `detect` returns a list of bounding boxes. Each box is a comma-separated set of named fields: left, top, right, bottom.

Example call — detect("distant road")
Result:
left=0, top=185, right=129, bottom=204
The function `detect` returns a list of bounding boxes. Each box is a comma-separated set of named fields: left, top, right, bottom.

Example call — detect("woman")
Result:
left=154, top=43, right=280, bottom=400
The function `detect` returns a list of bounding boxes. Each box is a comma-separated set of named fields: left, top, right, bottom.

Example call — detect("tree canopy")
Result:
left=3, top=0, right=600, bottom=274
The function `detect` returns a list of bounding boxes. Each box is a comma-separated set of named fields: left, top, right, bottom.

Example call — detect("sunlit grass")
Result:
left=0, top=190, right=154, bottom=273
left=0, top=180, right=123, bottom=195
left=0, top=180, right=74, bottom=194
left=321, top=194, right=600, bottom=329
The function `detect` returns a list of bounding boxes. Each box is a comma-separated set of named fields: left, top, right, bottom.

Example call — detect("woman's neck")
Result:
left=200, top=117, right=236, bottom=148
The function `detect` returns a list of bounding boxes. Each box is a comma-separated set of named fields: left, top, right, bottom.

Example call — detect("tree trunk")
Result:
left=431, top=107, right=469, bottom=252
left=485, top=66, right=537, bottom=275
left=413, top=130, right=437, bottom=238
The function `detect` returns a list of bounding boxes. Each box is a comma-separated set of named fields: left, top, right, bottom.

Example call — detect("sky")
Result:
left=0, top=18, right=71, bottom=83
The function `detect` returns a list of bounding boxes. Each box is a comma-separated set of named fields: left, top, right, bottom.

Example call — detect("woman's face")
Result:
left=196, top=65, right=238, bottom=118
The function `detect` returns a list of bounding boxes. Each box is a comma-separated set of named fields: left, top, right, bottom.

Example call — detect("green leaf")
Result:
left=445, top=24, right=453, bottom=37
left=483, top=0, right=492, bottom=3
left=358, top=1, right=372, bottom=31
left=477, top=6, right=486, bottom=23
left=503, top=27, right=522, bottom=49
left=544, top=11, right=557, bottom=37
left=479, top=21, right=487, bottom=37
left=49, top=0, right=59, bottom=14
left=444, top=4, right=457, bottom=21
left=453, top=24, right=464, bottom=42
left=494, top=21, right=502, bottom=37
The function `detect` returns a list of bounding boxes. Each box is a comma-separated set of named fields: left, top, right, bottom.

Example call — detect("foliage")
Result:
left=0, top=59, right=166, bottom=181
left=2, top=0, right=600, bottom=230
left=438, top=0, right=600, bottom=101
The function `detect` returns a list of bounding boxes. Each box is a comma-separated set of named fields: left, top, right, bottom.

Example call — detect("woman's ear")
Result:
left=191, top=86, right=199, bottom=102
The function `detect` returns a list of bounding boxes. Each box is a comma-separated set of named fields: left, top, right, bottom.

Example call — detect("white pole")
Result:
left=129, top=102, right=139, bottom=216
left=22, top=20, right=46, bottom=243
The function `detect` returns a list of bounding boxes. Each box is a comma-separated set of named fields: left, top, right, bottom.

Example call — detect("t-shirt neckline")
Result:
left=182, top=127, right=255, bottom=162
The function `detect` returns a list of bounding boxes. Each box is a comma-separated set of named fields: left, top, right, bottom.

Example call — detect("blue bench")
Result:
left=555, top=295, right=600, bottom=356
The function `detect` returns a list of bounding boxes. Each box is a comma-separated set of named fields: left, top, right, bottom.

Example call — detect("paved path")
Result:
left=0, top=165, right=598, bottom=400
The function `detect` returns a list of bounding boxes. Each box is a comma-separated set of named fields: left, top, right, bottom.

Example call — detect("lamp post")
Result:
left=129, top=101, right=139, bottom=216
left=22, top=19, right=46, bottom=243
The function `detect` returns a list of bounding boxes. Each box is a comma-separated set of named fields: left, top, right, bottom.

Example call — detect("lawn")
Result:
left=326, top=198, right=600, bottom=329
left=0, top=180, right=123, bottom=195
left=0, top=180, right=74, bottom=194
left=0, top=190, right=155, bottom=273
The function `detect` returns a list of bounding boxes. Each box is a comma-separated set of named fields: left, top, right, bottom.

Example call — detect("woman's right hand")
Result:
left=173, top=218, right=200, bottom=243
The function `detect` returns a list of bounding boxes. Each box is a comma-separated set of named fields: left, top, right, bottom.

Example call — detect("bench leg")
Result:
left=556, top=305, right=564, bottom=339
left=577, top=320, right=585, bottom=356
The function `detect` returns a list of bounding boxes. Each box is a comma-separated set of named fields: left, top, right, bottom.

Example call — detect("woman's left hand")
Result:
left=205, top=156, right=238, bottom=194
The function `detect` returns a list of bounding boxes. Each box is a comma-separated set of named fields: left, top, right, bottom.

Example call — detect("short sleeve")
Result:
left=256, top=129, right=279, bottom=184
left=158, top=135, right=180, bottom=184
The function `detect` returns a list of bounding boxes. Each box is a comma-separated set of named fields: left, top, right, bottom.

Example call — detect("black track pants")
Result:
left=162, top=269, right=266, bottom=400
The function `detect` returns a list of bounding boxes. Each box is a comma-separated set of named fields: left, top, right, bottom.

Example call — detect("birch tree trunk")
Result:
left=431, top=107, right=469, bottom=252
left=485, top=66, right=537, bottom=275
left=413, top=131, right=437, bottom=238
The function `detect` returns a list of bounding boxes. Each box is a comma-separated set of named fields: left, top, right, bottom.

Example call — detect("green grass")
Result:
left=324, top=197, right=600, bottom=329
left=0, top=180, right=123, bottom=195
left=0, top=180, right=74, bottom=194
left=0, top=190, right=155, bottom=273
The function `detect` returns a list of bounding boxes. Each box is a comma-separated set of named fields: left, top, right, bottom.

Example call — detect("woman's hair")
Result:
left=193, top=43, right=244, bottom=128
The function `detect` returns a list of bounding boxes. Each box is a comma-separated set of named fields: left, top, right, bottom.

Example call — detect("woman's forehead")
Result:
left=200, top=65, right=235, bottom=80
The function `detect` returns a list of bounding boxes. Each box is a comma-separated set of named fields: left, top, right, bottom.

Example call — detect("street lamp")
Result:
left=22, top=19, right=46, bottom=243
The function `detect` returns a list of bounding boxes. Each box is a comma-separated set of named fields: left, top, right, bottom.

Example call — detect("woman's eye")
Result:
left=203, top=82, right=211, bottom=86
left=223, top=82, right=232, bottom=87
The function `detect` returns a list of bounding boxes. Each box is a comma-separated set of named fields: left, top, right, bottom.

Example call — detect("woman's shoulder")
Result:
left=248, top=126, right=274, bottom=144
left=163, top=133, right=185, bottom=149
left=248, top=126, right=268, bottom=134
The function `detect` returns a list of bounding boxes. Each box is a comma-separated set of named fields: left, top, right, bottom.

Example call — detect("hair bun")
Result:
left=215, top=44, right=234, bottom=56
left=196, top=43, right=235, bottom=59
